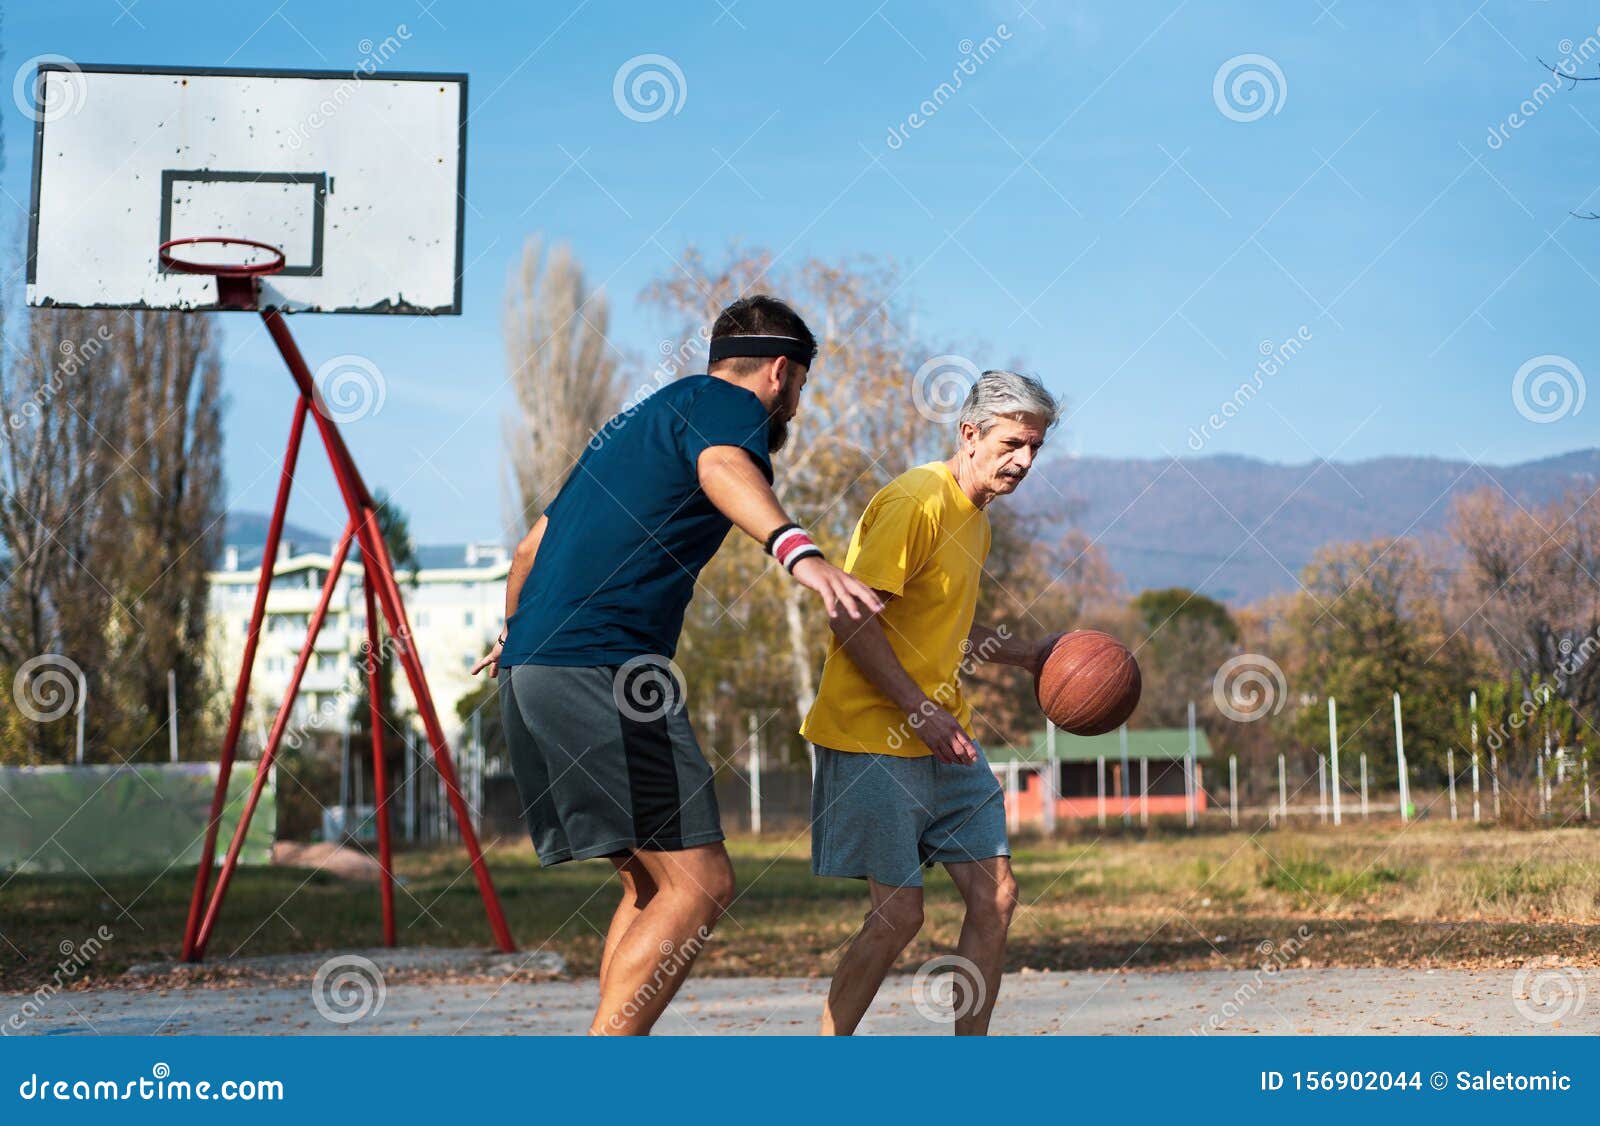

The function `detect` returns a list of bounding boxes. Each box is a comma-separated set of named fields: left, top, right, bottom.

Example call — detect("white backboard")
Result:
left=27, top=64, right=467, bottom=315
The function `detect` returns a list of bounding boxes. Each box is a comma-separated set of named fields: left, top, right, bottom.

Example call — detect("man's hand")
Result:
left=1029, top=631, right=1066, bottom=678
left=470, top=636, right=505, bottom=679
left=913, top=702, right=980, bottom=765
left=791, top=556, right=883, bottom=620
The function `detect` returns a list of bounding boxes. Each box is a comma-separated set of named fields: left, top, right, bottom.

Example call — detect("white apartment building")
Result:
left=207, top=539, right=511, bottom=743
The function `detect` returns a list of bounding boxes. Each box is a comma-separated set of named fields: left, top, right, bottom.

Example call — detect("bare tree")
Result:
left=502, top=236, right=622, bottom=537
left=1449, top=486, right=1600, bottom=717
left=0, top=307, right=225, bottom=762
left=104, top=311, right=227, bottom=755
left=0, top=308, right=129, bottom=761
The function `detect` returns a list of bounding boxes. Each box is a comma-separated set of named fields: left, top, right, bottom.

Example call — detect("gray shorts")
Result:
left=810, top=745, right=1010, bottom=887
left=500, top=663, right=724, bottom=865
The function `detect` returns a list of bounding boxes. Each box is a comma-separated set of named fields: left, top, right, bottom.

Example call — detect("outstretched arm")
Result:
left=696, top=445, right=883, bottom=620
left=967, top=623, right=1062, bottom=676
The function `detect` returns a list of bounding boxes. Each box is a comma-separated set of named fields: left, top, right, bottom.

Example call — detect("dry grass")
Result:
left=3, top=820, right=1599, bottom=991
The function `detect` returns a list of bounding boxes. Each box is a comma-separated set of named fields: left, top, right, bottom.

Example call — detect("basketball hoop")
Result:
left=158, top=236, right=286, bottom=309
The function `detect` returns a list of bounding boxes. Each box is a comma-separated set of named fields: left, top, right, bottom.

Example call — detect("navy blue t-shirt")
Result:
left=501, top=374, right=774, bottom=666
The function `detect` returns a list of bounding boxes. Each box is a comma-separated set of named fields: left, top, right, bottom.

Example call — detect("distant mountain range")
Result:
left=224, top=449, right=1600, bottom=606
left=1028, top=449, right=1600, bottom=604
left=223, top=512, right=334, bottom=555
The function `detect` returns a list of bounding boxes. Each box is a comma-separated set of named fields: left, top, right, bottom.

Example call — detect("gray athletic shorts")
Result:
left=500, top=663, right=724, bottom=865
left=810, top=745, right=1010, bottom=887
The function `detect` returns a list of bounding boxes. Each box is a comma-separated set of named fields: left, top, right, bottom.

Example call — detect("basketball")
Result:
left=1035, top=630, right=1142, bottom=736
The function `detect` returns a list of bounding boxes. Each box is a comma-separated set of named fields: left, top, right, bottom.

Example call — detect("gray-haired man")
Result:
left=801, top=369, right=1062, bottom=1034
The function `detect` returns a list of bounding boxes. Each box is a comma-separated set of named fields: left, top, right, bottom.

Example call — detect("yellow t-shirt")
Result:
left=800, top=462, right=990, bottom=757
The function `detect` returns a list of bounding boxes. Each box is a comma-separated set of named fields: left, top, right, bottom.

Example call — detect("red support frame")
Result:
left=180, top=303, right=514, bottom=962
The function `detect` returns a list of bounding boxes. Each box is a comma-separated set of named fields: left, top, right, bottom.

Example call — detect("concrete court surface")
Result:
left=7, top=966, right=1597, bottom=1035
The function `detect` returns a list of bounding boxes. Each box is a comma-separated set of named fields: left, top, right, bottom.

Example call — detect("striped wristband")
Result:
left=765, top=523, right=824, bottom=572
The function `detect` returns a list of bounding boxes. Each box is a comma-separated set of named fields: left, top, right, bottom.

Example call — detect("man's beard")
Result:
left=767, top=410, right=790, bottom=453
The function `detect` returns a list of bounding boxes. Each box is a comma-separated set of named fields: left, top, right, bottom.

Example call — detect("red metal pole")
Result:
left=193, top=519, right=357, bottom=959
left=181, top=396, right=309, bottom=962
left=364, top=577, right=397, bottom=947
left=354, top=507, right=515, bottom=952
left=258, top=309, right=515, bottom=953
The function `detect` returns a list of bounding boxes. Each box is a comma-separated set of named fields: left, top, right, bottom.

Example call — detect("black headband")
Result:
left=708, top=334, right=817, bottom=368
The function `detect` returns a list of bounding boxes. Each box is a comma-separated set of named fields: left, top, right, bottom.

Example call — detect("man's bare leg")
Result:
left=944, top=855, right=1018, bottom=1036
left=821, top=880, right=923, bottom=1035
left=589, top=843, right=734, bottom=1035
left=599, top=854, right=657, bottom=995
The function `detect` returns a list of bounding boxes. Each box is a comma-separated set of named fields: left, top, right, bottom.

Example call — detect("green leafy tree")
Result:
left=1281, top=539, right=1478, bottom=786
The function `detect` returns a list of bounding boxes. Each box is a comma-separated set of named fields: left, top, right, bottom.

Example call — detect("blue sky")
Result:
left=6, top=1, right=1599, bottom=543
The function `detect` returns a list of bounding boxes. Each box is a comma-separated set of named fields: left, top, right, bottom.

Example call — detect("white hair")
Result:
left=957, top=369, right=1060, bottom=435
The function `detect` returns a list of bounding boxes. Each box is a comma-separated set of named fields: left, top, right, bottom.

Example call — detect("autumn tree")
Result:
left=1278, top=538, right=1480, bottom=785
left=1129, top=586, right=1239, bottom=730
left=503, top=236, right=622, bottom=535
left=1448, top=485, right=1600, bottom=721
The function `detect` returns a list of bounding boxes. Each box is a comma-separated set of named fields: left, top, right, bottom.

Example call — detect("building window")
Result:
left=464, top=610, right=474, bottom=627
